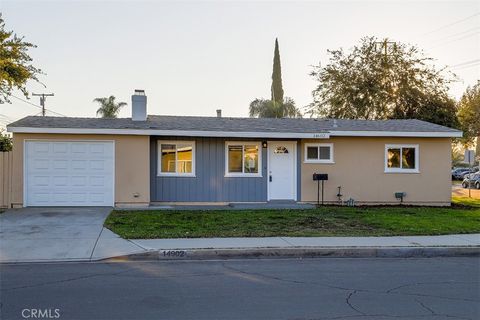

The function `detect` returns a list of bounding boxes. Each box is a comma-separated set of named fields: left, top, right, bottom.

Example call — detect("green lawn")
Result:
left=452, top=196, right=480, bottom=208
left=105, top=202, right=480, bottom=239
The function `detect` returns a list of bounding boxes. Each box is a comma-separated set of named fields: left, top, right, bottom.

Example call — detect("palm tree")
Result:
left=94, top=96, right=127, bottom=118
left=249, top=97, right=302, bottom=118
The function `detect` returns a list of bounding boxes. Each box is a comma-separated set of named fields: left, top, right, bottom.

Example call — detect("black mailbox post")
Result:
left=313, top=173, right=328, bottom=205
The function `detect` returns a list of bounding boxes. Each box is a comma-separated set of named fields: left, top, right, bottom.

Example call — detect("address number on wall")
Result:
left=312, top=133, right=330, bottom=139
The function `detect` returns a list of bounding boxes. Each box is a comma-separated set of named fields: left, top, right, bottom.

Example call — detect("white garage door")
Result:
left=25, top=141, right=114, bottom=207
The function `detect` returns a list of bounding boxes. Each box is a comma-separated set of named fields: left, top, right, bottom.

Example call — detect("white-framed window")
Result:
left=304, top=143, right=334, bottom=163
left=385, top=144, right=419, bottom=173
left=225, top=141, right=262, bottom=177
left=157, top=141, right=195, bottom=176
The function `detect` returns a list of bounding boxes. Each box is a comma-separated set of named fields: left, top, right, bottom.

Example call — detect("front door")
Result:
left=268, top=141, right=296, bottom=200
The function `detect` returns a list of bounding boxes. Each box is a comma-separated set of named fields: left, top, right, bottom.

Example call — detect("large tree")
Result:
left=94, top=96, right=127, bottom=118
left=271, top=38, right=284, bottom=104
left=457, top=83, right=480, bottom=158
left=0, top=14, right=42, bottom=103
left=249, top=38, right=302, bottom=118
left=308, top=36, right=457, bottom=127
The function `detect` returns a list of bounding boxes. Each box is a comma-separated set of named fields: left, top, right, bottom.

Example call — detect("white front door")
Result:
left=24, top=140, right=115, bottom=207
left=268, top=141, right=296, bottom=200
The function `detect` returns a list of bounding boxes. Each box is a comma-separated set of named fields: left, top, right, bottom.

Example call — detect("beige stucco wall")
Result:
left=301, top=137, right=452, bottom=205
left=11, top=133, right=150, bottom=207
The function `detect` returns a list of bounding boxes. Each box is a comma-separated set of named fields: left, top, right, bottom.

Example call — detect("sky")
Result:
left=0, top=0, right=479, bottom=128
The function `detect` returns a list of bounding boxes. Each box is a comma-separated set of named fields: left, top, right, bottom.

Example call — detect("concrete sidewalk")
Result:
left=131, top=234, right=480, bottom=250
left=120, top=234, right=480, bottom=260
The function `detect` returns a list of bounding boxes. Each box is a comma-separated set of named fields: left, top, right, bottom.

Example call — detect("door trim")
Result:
left=23, top=139, right=116, bottom=207
left=267, top=141, right=297, bottom=201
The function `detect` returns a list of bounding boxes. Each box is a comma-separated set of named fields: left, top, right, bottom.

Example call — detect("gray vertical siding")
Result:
left=151, top=137, right=268, bottom=202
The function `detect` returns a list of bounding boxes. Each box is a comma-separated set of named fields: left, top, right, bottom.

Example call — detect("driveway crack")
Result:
left=89, top=227, right=104, bottom=261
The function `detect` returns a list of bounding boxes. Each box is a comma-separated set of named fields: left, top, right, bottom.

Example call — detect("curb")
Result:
left=104, top=246, right=480, bottom=261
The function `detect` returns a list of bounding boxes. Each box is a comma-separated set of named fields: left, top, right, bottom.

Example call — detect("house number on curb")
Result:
left=162, top=250, right=187, bottom=257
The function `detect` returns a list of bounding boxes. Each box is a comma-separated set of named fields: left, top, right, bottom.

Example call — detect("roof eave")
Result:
left=6, top=127, right=463, bottom=138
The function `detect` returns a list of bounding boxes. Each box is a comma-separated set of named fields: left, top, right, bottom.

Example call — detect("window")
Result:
left=274, top=146, right=289, bottom=154
left=225, top=142, right=261, bottom=177
left=385, top=144, right=419, bottom=173
left=304, top=143, right=334, bottom=163
left=158, top=141, right=195, bottom=176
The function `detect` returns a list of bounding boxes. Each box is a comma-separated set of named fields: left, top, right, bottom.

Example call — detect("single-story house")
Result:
left=6, top=90, right=462, bottom=208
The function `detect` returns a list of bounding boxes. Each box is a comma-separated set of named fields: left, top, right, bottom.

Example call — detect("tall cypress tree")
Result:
left=271, top=38, right=284, bottom=104
left=249, top=38, right=302, bottom=118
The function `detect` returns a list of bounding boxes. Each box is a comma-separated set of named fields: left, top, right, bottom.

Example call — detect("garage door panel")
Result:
left=33, top=159, right=49, bottom=170
left=25, top=141, right=114, bottom=207
left=33, top=142, right=50, bottom=153
left=53, top=160, right=68, bottom=170
left=90, top=160, right=105, bottom=170
left=52, top=143, right=68, bottom=153
left=53, top=176, right=69, bottom=186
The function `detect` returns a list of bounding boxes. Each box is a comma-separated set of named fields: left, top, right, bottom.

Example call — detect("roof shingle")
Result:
left=7, top=115, right=461, bottom=134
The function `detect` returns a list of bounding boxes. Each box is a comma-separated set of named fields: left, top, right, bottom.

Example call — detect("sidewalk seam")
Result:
left=279, top=237, right=294, bottom=246
left=397, top=237, right=423, bottom=246
left=126, top=239, right=149, bottom=251
left=89, top=227, right=104, bottom=261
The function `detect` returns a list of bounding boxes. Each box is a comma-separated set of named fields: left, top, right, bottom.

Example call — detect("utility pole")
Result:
left=374, top=40, right=396, bottom=57
left=32, top=93, right=54, bottom=116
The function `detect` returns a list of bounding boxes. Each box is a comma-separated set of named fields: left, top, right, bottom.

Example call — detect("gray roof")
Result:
left=8, top=115, right=460, bottom=133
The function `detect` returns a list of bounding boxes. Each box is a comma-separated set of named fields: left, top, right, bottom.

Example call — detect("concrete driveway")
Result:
left=452, top=184, right=480, bottom=198
left=0, top=207, right=146, bottom=263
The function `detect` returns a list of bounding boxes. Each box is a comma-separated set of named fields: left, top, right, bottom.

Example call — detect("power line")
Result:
left=10, top=94, right=67, bottom=117
left=452, top=63, right=480, bottom=71
left=429, top=31, right=480, bottom=48
left=449, top=59, right=480, bottom=68
left=432, top=27, right=480, bottom=42
left=11, top=95, right=43, bottom=109
left=0, top=114, right=15, bottom=121
left=43, top=109, right=66, bottom=117
left=423, top=12, right=480, bottom=36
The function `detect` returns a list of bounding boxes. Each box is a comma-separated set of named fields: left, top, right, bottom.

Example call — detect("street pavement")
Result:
left=1, top=257, right=479, bottom=320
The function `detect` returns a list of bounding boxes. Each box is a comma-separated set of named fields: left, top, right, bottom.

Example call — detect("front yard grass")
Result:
left=105, top=203, right=480, bottom=239
left=452, top=196, right=480, bottom=208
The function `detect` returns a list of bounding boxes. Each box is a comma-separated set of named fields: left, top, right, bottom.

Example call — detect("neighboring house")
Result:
left=6, top=90, right=462, bottom=208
